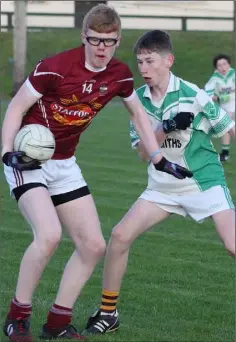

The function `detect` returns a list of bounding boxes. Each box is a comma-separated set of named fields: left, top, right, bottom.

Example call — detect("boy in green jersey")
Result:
left=205, top=54, right=235, bottom=161
left=84, top=30, right=235, bottom=335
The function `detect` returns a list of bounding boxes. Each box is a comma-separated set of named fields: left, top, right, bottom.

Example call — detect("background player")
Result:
left=84, top=30, right=235, bottom=335
left=205, top=54, right=235, bottom=161
left=1, top=5, right=192, bottom=342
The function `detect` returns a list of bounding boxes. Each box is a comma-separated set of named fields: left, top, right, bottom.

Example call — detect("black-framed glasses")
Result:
left=85, top=35, right=119, bottom=47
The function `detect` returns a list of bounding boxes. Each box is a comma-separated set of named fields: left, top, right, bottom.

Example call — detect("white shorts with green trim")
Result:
left=139, top=185, right=234, bottom=222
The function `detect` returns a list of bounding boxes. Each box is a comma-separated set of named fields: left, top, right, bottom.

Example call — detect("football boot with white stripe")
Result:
left=3, top=317, right=32, bottom=342
left=83, top=309, right=119, bottom=335
left=40, top=324, right=87, bottom=340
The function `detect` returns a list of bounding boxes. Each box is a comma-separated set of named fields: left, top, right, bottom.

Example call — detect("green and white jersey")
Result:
left=205, top=68, right=235, bottom=113
left=130, top=72, right=235, bottom=194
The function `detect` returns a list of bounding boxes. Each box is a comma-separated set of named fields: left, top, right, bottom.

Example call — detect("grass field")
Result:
left=0, top=100, right=235, bottom=342
left=0, top=28, right=235, bottom=342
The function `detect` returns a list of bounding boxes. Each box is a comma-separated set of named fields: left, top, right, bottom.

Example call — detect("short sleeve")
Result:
left=129, top=120, right=140, bottom=148
left=27, top=60, right=64, bottom=96
left=195, top=89, right=235, bottom=138
left=117, top=65, right=134, bottom=99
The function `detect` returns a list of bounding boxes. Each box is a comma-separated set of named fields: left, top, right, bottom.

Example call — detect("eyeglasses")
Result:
left=85, top=35, right=119, bottom=47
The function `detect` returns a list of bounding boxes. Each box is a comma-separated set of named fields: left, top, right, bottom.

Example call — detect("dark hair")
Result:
left=133, top=30, right=173, bottom=54
left=213, top=54, right=231, bottom=68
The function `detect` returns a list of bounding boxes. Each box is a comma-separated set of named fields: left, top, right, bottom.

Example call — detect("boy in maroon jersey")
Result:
left=1, top=4, right=193, bottom=341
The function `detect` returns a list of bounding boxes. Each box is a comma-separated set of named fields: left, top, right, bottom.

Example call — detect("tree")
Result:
left=13, top=0, right=27, bottom=95
left=74, top=1, right=107, bottom=28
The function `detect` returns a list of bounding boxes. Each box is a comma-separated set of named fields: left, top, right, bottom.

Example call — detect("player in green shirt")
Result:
left=84, top=30, right=235, bottom=335
left=205, top=54, right=235, bottom=161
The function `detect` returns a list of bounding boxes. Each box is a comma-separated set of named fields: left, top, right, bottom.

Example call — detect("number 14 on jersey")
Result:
left=82, top=83, right=93, bottom=94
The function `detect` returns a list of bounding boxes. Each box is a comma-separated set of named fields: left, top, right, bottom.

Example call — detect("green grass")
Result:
left=0, top=99, right=235, bottom=342
left=0, top=29, right=234, bottom=98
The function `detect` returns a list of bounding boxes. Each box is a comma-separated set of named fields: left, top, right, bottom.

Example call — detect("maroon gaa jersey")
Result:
left=23, top=45, right=134, bottom=159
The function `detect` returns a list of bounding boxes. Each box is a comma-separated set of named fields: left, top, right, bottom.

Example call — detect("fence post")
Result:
left=7, top=12, right=13, bottom=30
left=13, top=1, right=27, bottom=95
left=181, top=17, right=187, bottom=31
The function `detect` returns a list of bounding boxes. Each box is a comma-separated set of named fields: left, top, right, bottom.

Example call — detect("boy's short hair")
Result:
left=82, top=4, right=121, bottom=35
left=213, top=54, right=231, bottom=68
left=133, top=30, right=173, bottom=54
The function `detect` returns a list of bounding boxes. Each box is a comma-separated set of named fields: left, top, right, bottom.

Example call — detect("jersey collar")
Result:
left=143, top=72, right=180, bottom=99
left=85, top=61, right=107, bottom=73
left=214, top=67, right=234, bottom=79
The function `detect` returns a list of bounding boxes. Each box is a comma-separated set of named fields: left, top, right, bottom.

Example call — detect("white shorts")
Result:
left=4, top=156, right=88, bottom=200
left=139, top=185, right=234, bottom=222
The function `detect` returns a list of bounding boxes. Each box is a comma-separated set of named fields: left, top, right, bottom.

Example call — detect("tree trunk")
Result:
left=74, top=1, right=107, bottom=28
left=13, top=0, right=27, bottom=96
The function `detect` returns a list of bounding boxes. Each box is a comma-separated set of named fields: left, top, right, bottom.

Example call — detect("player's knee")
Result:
left=92, top=239, right=106, bottom=259
left=84, top=237, right=106, bottom=259
left=35, top=232, right=61, bottom=257
left=110, top=227, right=132, bottom=248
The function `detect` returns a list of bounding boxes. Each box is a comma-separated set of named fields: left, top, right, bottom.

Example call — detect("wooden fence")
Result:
left=1, top=11, right=234, bottom=32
